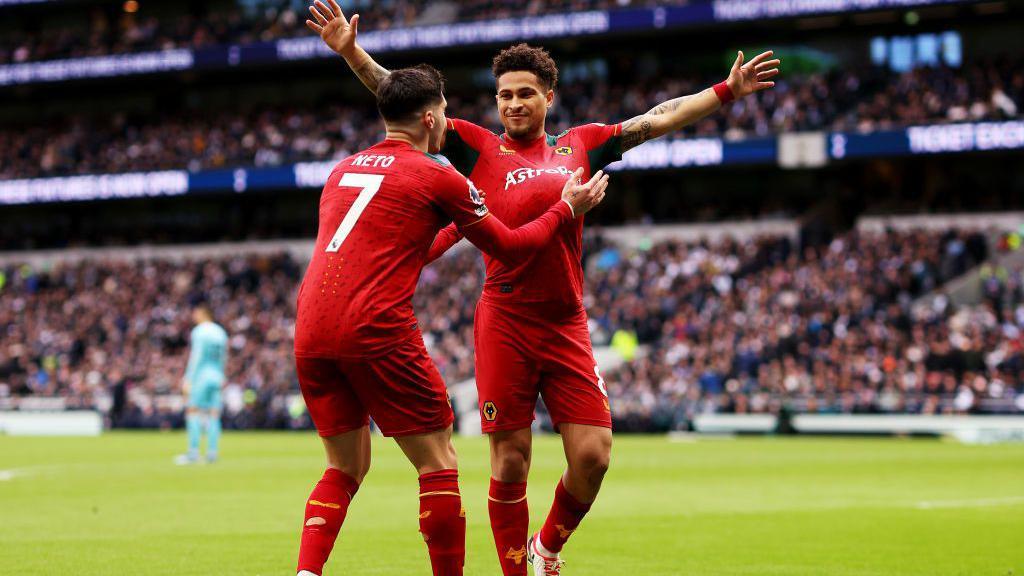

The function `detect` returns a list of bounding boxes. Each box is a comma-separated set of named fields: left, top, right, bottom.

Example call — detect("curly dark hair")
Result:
left=492, top=43, right=558, bottom=90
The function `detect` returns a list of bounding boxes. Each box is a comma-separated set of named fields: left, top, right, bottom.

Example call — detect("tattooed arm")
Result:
left=348, top=51, right=391, bottom=96
left=620, top=91, right=720, bottom=152
left=619, top=50, right=781, bottom=152
left=306, top=0, right=390, bottom=95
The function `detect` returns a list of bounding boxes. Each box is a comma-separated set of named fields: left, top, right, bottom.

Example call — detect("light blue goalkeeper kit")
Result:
left=186, top=321, right=228, bottom=409
left=185, top=321, right=228, bottom=460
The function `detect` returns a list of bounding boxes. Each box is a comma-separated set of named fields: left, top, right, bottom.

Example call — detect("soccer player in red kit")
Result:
left=307, top=3, right=779, bottom=574
left=292, top=64, right=609, bottom=576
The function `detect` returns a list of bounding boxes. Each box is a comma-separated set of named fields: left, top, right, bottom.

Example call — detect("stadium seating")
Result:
left=0, top=0, right=683, bottom=65
left=2, top=56, right=1019, bottom=179
left=2, top=226, right=1020, bottom=431
left=602, top=228, right=1024, bottom=430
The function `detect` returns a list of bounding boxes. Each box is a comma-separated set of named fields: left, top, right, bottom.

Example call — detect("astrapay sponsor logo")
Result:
left=504, top=165, right=574, bottom=190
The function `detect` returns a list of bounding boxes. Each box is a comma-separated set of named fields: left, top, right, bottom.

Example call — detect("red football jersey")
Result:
left=432, top=118, right=623, bottom=310
left=294, top=139, right=492, bottom=359
left=295, top=138, right=574, bottom=359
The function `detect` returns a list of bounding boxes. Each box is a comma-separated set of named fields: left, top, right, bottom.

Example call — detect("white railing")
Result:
left=0, top=411, right=103, bottom=436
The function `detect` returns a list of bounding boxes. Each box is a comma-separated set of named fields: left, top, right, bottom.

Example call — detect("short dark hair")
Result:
left=376, top=64, right=445, bottom=123
left=492, top=43, right=558, bottom=90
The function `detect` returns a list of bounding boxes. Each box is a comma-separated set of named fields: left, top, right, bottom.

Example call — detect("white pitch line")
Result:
left=0, top=465, right=59, bottom=482
left=915, top=496, right=1024, bottom=510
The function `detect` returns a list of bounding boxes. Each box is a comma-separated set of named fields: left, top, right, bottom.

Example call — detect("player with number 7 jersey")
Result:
left=295, top=143, right=605, bottom=364
left=291, top=64, right=608, bottom=576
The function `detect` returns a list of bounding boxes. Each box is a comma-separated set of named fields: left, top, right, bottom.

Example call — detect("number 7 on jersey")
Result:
left=326, top=173, right=385, bottom=253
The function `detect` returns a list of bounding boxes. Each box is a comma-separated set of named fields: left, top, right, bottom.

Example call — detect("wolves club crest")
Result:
left=482, top=401, right=498, bottom=421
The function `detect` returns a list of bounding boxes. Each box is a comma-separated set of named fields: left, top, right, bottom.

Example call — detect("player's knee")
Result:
left=585, top=450, right=611, bottom=478
left=412, top=441, right=458, bottom=475
left=350, top=463, right=371, bottom=484
left=493, top=454, right=528, bottom=481
left=326, top=457, right=370, bottom=483
left=572, top=444, right=611, bottom=482
left=493, top=443, right=530, bottom=481
left=333, top=462, right=369, bottom=484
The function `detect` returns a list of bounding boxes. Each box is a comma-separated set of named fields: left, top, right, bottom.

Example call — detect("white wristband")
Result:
left=562, top=198, right=576, bottom=218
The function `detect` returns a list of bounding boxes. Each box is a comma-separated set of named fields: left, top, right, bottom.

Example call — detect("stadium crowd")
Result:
left=601, top=229, right=1024, bottom=430
left=2, top=227, right=1022, bottom=431
left=0, top=248, right=483, bottom=429
left=0, top=0, right=681, bottom=65
left=0, top=254, right=303, bottom=429
left=2, top=56, right=1020, bottom=180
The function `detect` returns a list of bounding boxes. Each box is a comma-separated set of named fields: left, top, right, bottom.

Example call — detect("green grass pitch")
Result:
left=1, top=432, right=1022, bottom=575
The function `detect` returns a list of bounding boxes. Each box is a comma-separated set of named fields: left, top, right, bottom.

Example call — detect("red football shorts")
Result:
left=295, top=333, right=454, bottom=438
left=473, top=299, right=611, bottom=433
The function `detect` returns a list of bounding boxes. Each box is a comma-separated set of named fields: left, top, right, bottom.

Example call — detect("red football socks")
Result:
left=488, top=478, right=530, bottom=575
left=297, top=467, right=360, bottom=575
left=538, top=478, right=592, bottom=554
left=419, top=469, right=466, bottom=576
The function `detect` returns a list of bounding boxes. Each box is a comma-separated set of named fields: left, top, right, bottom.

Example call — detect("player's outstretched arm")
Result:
left=619, top=50, right=780, bottom=152
left=306, top=0, right=390, bottom=95
left=461, top=169, right=609, bottom=265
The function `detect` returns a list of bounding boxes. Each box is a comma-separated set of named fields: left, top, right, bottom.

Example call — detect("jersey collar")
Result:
left=500, top=131, right=557, bottom=150
left=379, top=138, right=416, bottom=150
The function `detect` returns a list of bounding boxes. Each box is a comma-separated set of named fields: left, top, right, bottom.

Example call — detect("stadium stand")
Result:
left=3, top=224, right=1021, bottom=431
left=602, top=228, right=1021, bottom=430
left=2, top=56, right=1020, bottom=179
left=0, top=0, right=686, bottom=65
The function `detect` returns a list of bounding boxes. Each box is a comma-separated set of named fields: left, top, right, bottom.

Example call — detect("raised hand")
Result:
left=726, top=50, right=781, bottom=98
left=305, top=0, right=360, bottom=59
left=561, top=168, right=610, bottom=217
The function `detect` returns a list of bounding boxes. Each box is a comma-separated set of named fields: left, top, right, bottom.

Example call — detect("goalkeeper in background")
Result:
left=176, top=304, right=229, bottom=465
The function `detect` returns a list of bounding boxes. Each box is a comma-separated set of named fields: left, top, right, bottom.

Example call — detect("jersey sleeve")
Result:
left=432, top=168, right=492, bottom=229
left=574, top=123, right=624, bottom=172
left=442, top=118, right=495, bottom=176
left=432, top=166, right=573, bottom=265
left=426, top=224, right=464, bottom=263
left=460, top=201, right=573, bottom=265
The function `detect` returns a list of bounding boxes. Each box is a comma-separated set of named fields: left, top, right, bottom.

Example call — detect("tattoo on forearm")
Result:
left=621, top=117, right=652, bottom=151
left=618, top=89, right=718, bottom=151
left=646, top=99, right=679, bottom=116
left=354, top=60, right=390, bottom=94
left=645, top=94, right=700, bottom=116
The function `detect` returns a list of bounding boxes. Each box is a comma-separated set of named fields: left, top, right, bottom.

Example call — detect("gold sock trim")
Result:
left=419, top=490, right=462, bottom=498
left=487, top=494, right=527, bottom=504
left=308, top=499, right=341, bottom=509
